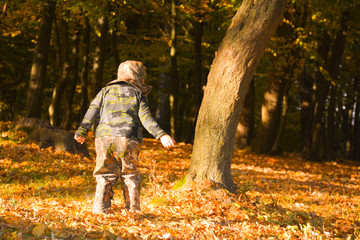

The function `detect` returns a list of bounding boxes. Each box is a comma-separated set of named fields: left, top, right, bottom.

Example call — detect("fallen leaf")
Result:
left=32, top=223, right=45, bottom=237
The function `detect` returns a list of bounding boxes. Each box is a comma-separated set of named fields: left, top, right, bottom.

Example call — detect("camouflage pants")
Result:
left=93, top=136, right=142, bottom=213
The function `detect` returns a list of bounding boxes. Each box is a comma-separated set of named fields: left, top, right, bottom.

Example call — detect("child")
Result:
left=74, top=60, right=175, bottom=213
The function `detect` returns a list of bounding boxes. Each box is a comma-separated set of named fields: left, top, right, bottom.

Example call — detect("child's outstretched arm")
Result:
left=74, top=89, right=104, bottom=143
left=138, top=94, right=175, bottom=149
left=160, top=134, right=176, bottom=149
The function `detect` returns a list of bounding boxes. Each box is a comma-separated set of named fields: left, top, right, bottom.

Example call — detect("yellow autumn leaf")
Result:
left=148, top=197, right=170, bottom=207
left=32, top=223, right=45, bottom=237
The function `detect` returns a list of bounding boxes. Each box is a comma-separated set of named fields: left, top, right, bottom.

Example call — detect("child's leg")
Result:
left=93, top=136, right=119, bottom=214
left=115, top=138, right=142, bottom=211
left=93, top=174, right=118, bottom=213
left=121, top=173, right=141, bottom=211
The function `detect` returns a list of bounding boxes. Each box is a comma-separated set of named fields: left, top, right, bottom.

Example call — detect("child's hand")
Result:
left=74, top=134, right=85, bottom=144
left=160, top=134, right=176, bottom=149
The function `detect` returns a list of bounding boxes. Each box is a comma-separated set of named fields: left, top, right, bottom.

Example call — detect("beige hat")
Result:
left=107, top=60, right=152, bottom=95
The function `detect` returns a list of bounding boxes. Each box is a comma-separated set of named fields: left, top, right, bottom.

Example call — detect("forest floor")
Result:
left=0, top=122, right=360, bottom=239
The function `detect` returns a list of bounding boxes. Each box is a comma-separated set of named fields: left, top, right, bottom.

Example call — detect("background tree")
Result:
left=235, top=80, right=255, bottom=150
left=48, top=10, right=71, bottom=127
left=25, top=0, right=56, bottom=118
left=90, top=0, right=109, bottom=100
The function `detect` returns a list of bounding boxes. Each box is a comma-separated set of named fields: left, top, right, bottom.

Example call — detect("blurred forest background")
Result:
left=1, top=0, right=360, bottom=162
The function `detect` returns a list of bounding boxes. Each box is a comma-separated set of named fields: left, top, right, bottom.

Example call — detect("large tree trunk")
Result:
left=184, top=0, right=285, bottom=192
left=25, top=0, right=56, bottom=118
left=235, top=79, right=254, bottom=150
left=49, top=16, right=70, bottom=127
left=90, top=0, right=108, bottom=100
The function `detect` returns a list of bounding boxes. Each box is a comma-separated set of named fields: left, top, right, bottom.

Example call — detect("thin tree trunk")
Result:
left=308, top=29, right=331, bottom=161
left=270, top=79, right=291, bottom=154
left=49, top=16, right=70, bottom=127
left=309, top=72, right=330, bottom=161
left=186, top=18, right=204, bottom=142
left=235, top=79, right=254, bottom=149
left=177, top=70, right=192, bottom=141
left=80, top=16, right=90, bottom=117
left=340, top=76, right=357, bottom=158
left=61, top=26, right=80, bottom=130
left=169, top=0, right=179, bottom=139
left=2, top=1, right=8, bottom=21
left=295, top=2, right=312, bottom=158
left=26, top=0, right=56, bottom=118
left=54, top=22, right=62, bottom=67
left=353, top=76, right=360, bottom=161
left=252, top=70, right=286, bottom=154
left=326, top=10, right=349, bottom=161
left=112, top=33, right=120, bottom=68
left=300, top=70, right=314, bottom=157
left=326, top=85, right=336, bottom=161
left=343, top=103, right=353, bottom=158
left=155, top=69, right=170, bottom=130
left=185, top=0, right=285, bottom=192
left=90, top=0, right=108, bottom=100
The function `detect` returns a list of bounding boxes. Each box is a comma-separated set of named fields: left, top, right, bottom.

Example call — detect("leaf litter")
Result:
left=0, top=124, right=359, bottom=239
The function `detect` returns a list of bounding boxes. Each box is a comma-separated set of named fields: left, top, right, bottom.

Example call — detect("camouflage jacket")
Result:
left=75, top=82, right=166, bottom=142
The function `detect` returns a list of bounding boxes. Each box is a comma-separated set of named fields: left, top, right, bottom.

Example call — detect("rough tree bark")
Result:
left=183, top=0, right=286, bottom=192
left=25, top=0, right=56, bottom=118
